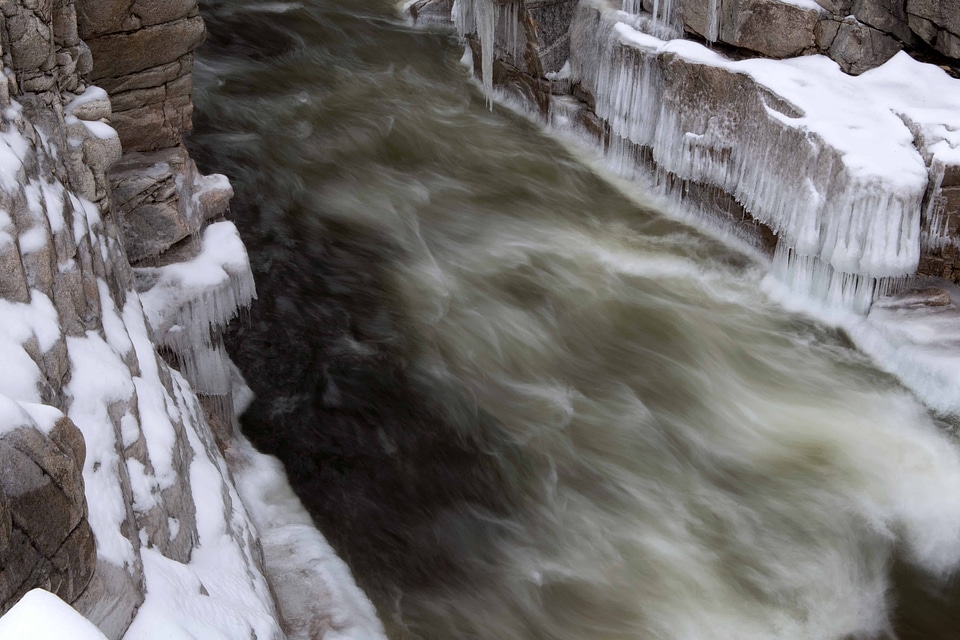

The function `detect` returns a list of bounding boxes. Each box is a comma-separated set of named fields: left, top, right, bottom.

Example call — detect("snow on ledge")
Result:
left=0, top=589, right=108, bottom=640
left=136, top=221, right=256, bottom=348
left=573, top=1, right=960, bottom=288
left=230, top=440, right=388, bottom=640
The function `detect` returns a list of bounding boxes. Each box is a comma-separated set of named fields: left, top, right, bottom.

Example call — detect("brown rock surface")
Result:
left=84, top=16, right=205, bottom=81
left=76, top=0, right=199, bottom=39
left=0, top=421, right=95, bottom=616
left=110, top=146, right=233, bottom=262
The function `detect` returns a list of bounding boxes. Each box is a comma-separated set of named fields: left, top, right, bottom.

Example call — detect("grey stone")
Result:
left=0, top=239, right=31, bottom=303
left=811, top=0, right=854, bottom=14
left=720, top=0, right=820, bottom=57
left=6, top=9, right=55, bottom=71
left=851, top=0, right=916, bottom=45
left=815, top=17, right=841, bottom=48
left=825, top=17, right=901, bottom=74
left=117, top=106, right=184, bottom=151
left=110, top=146, right=232, bottom=262
left=75, top=40, right=93, bottom=75
left=934, top=27, right=960, bottom=58
left=49, top=522, right=97, bottom=604
left=65, top=90, right=111, bottom=121
left=73, top=559, right=144, bottom=640
left=906, top=0, right=960, bottom=39
left=525, top=0, right=577, bottom=73
left=0, top=439, right=81, bottom=558
left=97, top=58, right=191, bottom=95
left=680, top=0, right=820, bottom=56
left=0, top=422, right=94, bottom=615
left=53, top=1, right=80, bottom=46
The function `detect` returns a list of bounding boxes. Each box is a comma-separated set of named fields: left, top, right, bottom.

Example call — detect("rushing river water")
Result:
left=189, top=1, right=960, bottom=638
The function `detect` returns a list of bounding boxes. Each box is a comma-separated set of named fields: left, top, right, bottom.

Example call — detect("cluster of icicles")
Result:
left=455, top=0, right=937, bottom=314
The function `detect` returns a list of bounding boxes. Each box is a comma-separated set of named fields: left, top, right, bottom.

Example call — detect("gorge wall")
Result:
left=0, top=1, right=383, bottom=638
left=412, top=0, right=960, bottom=307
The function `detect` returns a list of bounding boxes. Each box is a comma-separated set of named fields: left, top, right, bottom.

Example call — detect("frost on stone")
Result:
left=570, top=0, right=960, bottom=311
left=135, top=221, right=257, bottom=394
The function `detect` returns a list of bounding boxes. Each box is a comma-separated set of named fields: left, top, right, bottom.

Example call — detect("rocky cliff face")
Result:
left=0, top=2, right=385, bottom=639
left=0, top=0, right=279, bottom=635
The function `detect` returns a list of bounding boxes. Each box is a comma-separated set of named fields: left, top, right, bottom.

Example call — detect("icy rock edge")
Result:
left=413, top=0, right=960, bottom=412
left=0, top=1, right=386, bottom=639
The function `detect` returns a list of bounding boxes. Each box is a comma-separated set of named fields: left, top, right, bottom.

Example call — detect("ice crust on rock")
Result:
left=135, top=221, right=257, bottom=393
left=569, top=0, right=960, bottom=309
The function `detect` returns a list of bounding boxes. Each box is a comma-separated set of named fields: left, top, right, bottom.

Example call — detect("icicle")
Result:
left=569, top=1, right=926, bottom=312
left=135, top=221, right=257, bottom=387
left=920, top=159, right=955, bottom=252
left=771, top=244, right=904, bottom=314
left=506, top=2, right=522, bottom=65
left=705, top=0, right=720, bottom=43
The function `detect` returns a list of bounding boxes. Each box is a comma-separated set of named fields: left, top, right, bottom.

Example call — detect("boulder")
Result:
left=0, top=421, right=95, bottom=616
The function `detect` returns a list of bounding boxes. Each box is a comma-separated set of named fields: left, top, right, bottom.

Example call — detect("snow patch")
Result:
left=0, top=590, right=108, bottom=640
left=231, top=441, right=387, bottom=640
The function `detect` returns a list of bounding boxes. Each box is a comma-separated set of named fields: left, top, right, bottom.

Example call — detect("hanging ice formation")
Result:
left=568, top=0, right=954, bottom=313
left=621, top=0, right=681, bottom=40
left=135, top=221, right=257, bottom=397
left=705, top=0, right=720, bottom=43
left=453, top=0, right=524, bottom=108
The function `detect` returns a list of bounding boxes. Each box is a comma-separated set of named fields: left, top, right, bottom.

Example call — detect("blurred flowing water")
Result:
left=189, top=2, right=960, bottom=638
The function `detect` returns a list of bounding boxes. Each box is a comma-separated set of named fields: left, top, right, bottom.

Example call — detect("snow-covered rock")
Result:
left=0, top=1, right=382, bottom=639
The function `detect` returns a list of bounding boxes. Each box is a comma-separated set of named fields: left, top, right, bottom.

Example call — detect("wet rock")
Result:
left=873, top=286, right=953, bottom=308
left=408, top=0, right=454, bottom=25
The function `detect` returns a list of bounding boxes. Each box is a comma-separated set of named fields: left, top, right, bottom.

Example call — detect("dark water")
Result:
left=188, top=1, right=960, bottom=637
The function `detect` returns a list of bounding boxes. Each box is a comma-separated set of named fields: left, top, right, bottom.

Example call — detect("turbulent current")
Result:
left=189, top=1, right=960, bottom=638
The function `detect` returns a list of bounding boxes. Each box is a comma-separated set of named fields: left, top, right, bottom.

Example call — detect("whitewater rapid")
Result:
left=188, top=1, right=960, bottom=637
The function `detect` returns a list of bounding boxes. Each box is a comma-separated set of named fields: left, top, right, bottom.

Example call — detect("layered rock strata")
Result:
left=0, top=1, right=283, bottom=637
left=0, top=1, right=385, bottom=639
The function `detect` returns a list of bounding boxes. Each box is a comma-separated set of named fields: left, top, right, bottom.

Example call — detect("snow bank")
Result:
left=230, top=441, right=387, bottom=640
left=0, top=590, right=108, bottom=640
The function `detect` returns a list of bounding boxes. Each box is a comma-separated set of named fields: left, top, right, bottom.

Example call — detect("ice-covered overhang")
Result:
left=571, top=0, right=960, bottom=280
